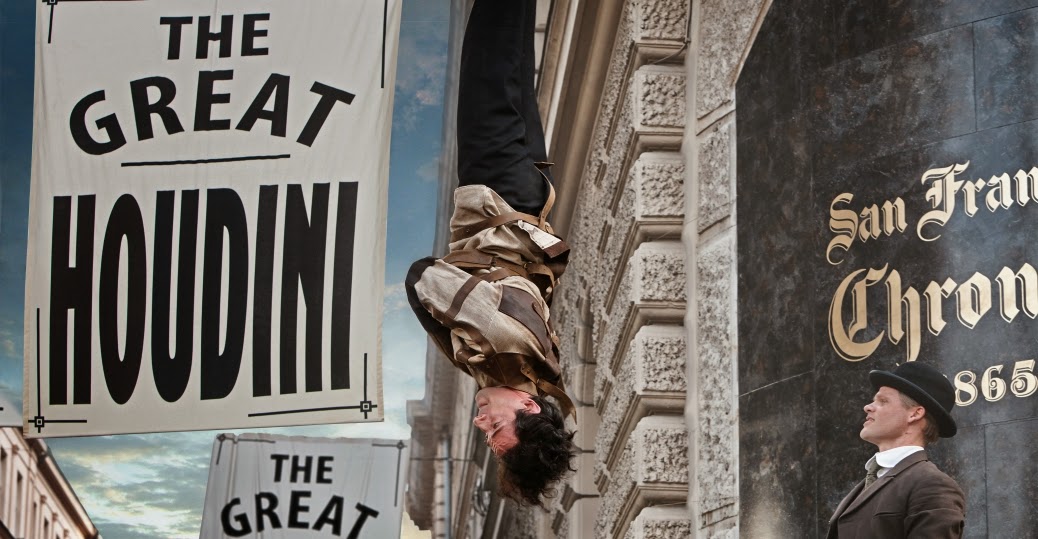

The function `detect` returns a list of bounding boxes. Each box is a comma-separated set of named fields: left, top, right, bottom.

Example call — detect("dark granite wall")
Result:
left=736, top=2, right=1038, bottom=537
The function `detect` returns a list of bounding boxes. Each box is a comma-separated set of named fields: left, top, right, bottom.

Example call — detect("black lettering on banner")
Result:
left=290, top=455, right=314, bottom=483
left=280, top=184, right=329, bottom=394
left=49, top=196, right=95, bottom=405
left=270, top=454, right=290, bottom=481
left=201, top=189, right=249, bottom=400
left=70, top=90, right=126, bottom=155
left=221, top=498, right=251, bottom=536
left=152, top=190, right=199, bottom=403
left=296, top=83, right=355, bottom=146
left=316, top=456, right=334, bottom=484
left=159, top=16, right=193, bottom=60
left=129, top=77, right=184, bottom=141
left=288, top=491, right=312, bottom=529
left=194, top=70, right=234, bottom=132
left=241, top=14, right=270, bottom=56
left=196, top=15, right=234, bottom=59
left=236, top=73, right=290, bottom=137
left=347, top=503, right=379, bottom=539
left=332, top=182, right=358, bottom=389
left=313, top=495, right=345, bottom=535
left=255, top=492, right=281, bottom=532
left=98, top=195, right=147, bottom=405
left=253, top=186, right=278, bottom=397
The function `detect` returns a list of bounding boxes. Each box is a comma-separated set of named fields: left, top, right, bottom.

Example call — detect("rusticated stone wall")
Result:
left=684, top=0, right=770, bottom=538
left=545, top=0, right=775, bottom=536
left=548, top=1, right=691, bottom=537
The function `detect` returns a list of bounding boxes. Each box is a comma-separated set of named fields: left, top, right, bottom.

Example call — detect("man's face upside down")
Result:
left=473, top=386, right=542, bottom=455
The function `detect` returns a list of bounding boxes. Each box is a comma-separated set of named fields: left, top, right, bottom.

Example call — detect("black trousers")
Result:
left=457, top=0, right=550, bottom=215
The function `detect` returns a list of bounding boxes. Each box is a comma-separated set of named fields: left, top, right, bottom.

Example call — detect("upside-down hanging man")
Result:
left=405, top=0, right=577, bottom=506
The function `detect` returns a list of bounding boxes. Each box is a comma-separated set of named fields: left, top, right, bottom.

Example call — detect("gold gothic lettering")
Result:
left=917, top=162, right=969, bottom=241
left=918, top=161, right=1038, bottom=241
left=829, top=263, right=1038, bottom=362
left=826, top=194, right=907, bottom=265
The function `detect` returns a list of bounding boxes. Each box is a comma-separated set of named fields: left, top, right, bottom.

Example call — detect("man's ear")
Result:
left=907, top=405, right=926, bottom=424
left=522, top=396, right=541, bottom=415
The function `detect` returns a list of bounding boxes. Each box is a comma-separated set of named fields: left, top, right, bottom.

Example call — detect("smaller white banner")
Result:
left=200, top=433, right=409, bottom=538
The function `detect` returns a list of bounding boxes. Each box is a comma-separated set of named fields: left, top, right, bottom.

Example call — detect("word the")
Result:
left=271, top=454, right=335, bottom=484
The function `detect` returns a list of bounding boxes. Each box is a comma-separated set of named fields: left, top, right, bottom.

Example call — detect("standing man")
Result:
left=828, top=362, right=966, bottom=538
left=405, top=0, right=577, bottom=507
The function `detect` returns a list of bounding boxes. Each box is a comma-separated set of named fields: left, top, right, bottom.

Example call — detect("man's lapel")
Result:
left=841, top=450, right=929, bottom=516
left=830, top=480, right=864, bottom=524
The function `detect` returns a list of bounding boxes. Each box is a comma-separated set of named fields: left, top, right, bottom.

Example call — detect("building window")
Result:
left=14, top=473, right=22, bottom=536
left=0, top=447, right=7, bottom=508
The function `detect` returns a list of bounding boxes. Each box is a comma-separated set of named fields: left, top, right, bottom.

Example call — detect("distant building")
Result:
left=0, top=428, right=98, bottom=539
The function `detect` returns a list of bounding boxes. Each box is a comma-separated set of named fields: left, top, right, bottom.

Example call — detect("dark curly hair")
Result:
left=497, top=395, right=577, bottom=507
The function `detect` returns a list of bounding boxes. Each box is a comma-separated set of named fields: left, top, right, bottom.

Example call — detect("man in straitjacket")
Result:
left=405, top=0, right=577, bottom=507
left=828, top=362, right=966, bottom=538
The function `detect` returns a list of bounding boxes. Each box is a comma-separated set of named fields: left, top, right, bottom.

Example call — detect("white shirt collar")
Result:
left=867, top=446, right=924, bottom=477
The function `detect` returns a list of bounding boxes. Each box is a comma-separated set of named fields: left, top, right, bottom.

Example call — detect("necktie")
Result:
left=863, top=458, right=880, bottom=490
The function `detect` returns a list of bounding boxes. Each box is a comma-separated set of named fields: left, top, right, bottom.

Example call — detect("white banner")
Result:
left=200, top=433, right=409, bottom=538
left=23, top=0, right=401, bottom=437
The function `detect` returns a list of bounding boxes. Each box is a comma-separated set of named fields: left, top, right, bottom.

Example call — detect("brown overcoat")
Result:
left=827, top=451, right=965, bottom=539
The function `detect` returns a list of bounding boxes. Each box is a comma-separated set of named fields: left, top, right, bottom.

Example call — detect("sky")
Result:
left=0, top=0, right=447, bottom=537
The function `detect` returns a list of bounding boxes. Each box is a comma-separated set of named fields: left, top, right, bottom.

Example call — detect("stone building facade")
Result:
left=0, top=428, right=98, bottom=539
left=407, top=0, right=769, bottom=537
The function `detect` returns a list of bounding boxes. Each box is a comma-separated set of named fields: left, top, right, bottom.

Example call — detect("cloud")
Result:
left=415, top=88, right=440, bottom=106
left=49, top=432, right=214, bottom=538
left=383, top=282, right=411, bottom=315
left=0, top=318, right=20, bottom=360
left=416, top=156, right=441, bottom=183
left=393, top=21, right=449, bottom=131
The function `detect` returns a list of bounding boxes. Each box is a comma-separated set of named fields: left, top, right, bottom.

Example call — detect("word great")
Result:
left=221, top=452, right=379, bottom=537
left=48, top=183, right=358, bottom=405
left=221, top=496, right=378, bottom=537
left=70, top=13, right=355, bottom=155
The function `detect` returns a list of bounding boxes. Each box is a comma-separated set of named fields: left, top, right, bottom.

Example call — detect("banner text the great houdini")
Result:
left=24, top=0, right=401, bottom=437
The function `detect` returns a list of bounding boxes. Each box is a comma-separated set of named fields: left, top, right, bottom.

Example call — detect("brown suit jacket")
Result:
left=827, top=450, right=965, bottom=539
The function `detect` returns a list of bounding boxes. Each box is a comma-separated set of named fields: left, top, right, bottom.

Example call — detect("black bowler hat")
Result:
left=869, top=362, right=957, bottom=438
